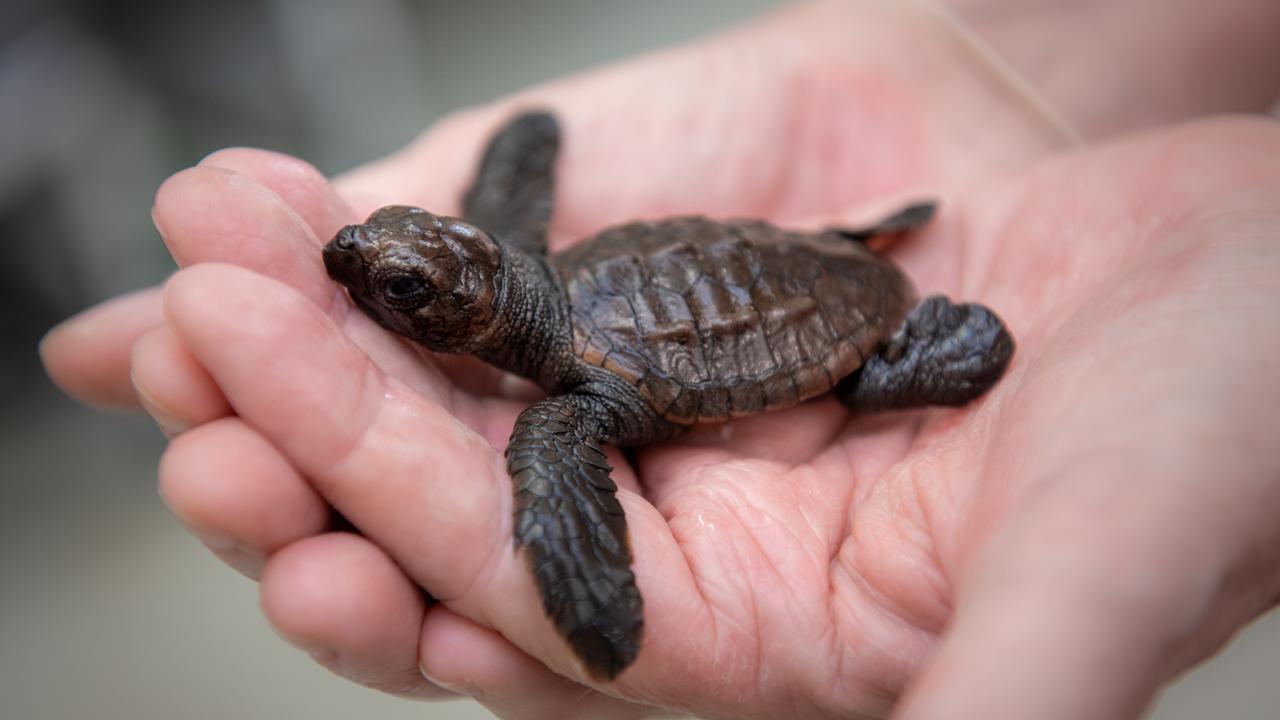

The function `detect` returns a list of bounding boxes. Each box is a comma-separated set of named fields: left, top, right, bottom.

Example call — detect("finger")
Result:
left=419, top=606, right=657, bottom=719
left=893, top=487, right=1224, bottom=720
left=899, top=127, right=1280, bottom=720
left=163, top=263, right=486, bottom=590
left=41, top=151, right=352, bottom=413
left=152, top=165, right=335, bottom=308
left=260, top=531, right=647, bottom=713
left=164, top=264, right=710, bottom=690
left=159, top=416, right=332, bottom=579
left=131, top=325, right=230, bottom=436
left=41, top=286, right=164, bottom=410
left=152, top=154, right=475, bottom=410
left=198, top=147, right=352, bottom=244
left=260, top=532, right=450, bottom=700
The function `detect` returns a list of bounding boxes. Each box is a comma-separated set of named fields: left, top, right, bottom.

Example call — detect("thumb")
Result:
left=895, top=469, right=1280, bottom=720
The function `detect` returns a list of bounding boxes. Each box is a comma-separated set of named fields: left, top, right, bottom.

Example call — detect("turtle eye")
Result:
left=383, top=274, right=431, bottom=306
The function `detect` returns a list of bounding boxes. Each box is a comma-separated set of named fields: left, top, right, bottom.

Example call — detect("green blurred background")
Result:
left=2, top=1, right=1275, bottom=718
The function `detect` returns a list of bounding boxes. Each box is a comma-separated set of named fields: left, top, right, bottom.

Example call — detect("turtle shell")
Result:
left=551, top=217, right=915, bottom=424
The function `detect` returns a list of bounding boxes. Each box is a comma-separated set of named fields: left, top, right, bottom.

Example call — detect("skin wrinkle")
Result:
left=662, top=487, right=757, bottom=697
left=925, top=406, right=1000, bottom=598
left=606, top=505, right=717, bottom=713
left=650, top=553, right=721, bottom=708
left=714, top=476, right=843, bottom=717
left=795, top=403, right=859, bottom=467
left=793, top=455, right=856, bottom=571
left=443, top=458, right=512, bottom=617
left=337, top=302, right=465, bottom=412
left=825, top=561, right=922, bottom=713
left=817, top=591, right=850, bottom=720
left=820, top=430, right=960, bottom=693
left=815, top=454, right=864, bottom=708
left=168, top=271, right=370, bottom=475
left=784, top=447, right=869, bottom=712
left=759, top=472, right=835, bottom=597
left=307, top=361, right=387, bottom=490
left=323, top=376, right=503, bottom=609
left=457, top=391, right=527, bottom=450
left=847, top=457, right=955, bottom=634
left=820, top=570, right=882, bottom=719
left=211, top=171, right=327, bottom=292
left=816, top=417, right=925, bottom=670
left=903, top=467, right=954, bottom=625
left=837, top=525, right=931, bottom=644
left=835, top=411, right=926, bottom=508
left=717, top=499, right=776, bottom=711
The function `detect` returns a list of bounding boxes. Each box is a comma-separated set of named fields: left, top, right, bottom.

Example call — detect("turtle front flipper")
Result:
left=462, top=111, right=560, bottom=256
left=506, top=394, right=643, bottom=680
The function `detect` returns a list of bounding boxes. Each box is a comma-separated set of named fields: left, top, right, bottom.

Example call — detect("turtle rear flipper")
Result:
left=830, top=200, right=937, bottom=243
left=463, top=111, right=560, bottom=255
left=506, top=394, right=643, bottom=680
left=836, top=295, right=1013, bottom=411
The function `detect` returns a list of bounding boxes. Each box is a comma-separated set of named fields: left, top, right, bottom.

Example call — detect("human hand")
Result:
left=40, top=1, right=1280, bottom=718
left=141, top=117, right=1280, bottom=720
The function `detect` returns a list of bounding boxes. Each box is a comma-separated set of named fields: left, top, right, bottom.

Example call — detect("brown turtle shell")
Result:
left=551, top=217, right=916, bottom=424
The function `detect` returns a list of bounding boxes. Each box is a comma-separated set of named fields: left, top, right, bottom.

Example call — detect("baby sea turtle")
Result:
left=322, top=111, right=1014, bottom=680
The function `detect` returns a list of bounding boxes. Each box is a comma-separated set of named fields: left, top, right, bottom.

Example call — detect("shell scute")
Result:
left=556, top=218, right=914, bottom=424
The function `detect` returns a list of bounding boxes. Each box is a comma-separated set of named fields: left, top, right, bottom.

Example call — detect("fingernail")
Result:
left=38, top=318, right=81, bottom=364
left=199, top=538, right=265, bottom=579
left=309, top=647, right=339, bottom=665
left=37, top=326, right=59, bottom=363
left=265, top=625, right=338, bottom=664
left=150, top=204, right=168, bottom=237
left=146, top=405, right=191, bottom=438
left=420, top=666, right=469, bottom=695
left=194, top=530, right=237, bottom=552
left=132, top=372, right=191, bottom=438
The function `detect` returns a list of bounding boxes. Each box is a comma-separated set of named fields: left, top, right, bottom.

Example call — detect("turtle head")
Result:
left=323, top=205, right=503, bottom=353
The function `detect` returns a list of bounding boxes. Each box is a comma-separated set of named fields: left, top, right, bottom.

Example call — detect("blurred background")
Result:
left=1, top=1, right=1276, bottom=719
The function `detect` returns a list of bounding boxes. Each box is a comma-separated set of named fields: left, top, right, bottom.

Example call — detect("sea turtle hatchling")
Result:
left=322, top=111, right=1014, bottom=680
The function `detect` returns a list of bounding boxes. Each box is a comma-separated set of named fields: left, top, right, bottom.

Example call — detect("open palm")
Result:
left=42, top=3, right=1280, bottom=719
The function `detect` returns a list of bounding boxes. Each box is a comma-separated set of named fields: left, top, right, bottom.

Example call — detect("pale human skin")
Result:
left=40, top=1, right=1280, bottom=718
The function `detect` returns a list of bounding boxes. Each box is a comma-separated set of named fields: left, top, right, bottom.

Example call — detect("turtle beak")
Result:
left=323, top=225, right=370, bottom=291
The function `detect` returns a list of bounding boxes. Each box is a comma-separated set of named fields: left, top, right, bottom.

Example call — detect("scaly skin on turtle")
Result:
left=321, top=111, right=1015, bottom=681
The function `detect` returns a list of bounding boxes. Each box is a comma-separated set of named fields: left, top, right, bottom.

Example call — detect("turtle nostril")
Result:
left=334, top=226, right=365, bottom=251
left=323, top=228, right=368, bottom=286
